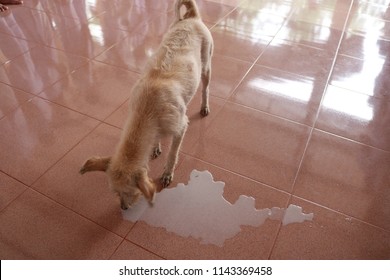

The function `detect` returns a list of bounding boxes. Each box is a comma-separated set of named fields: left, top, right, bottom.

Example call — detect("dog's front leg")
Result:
left=151, top=139, right=162, bottom=159
left=161, top=122, right=188, bottom=187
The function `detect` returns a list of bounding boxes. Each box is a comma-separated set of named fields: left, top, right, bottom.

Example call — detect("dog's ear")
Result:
left=79, top=156, right=111, bottom=174
left=136, top=169, right=156, bottom=204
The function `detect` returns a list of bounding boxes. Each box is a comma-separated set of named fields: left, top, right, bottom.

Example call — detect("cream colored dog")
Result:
left=79, top=0, right=213, bottom=210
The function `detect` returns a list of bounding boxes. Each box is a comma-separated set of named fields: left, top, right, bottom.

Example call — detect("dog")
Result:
left=79, top=0, right=213, bottom=210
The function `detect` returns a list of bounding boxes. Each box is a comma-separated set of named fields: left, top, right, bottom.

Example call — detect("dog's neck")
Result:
left=113, top=111, right=156, bottom=170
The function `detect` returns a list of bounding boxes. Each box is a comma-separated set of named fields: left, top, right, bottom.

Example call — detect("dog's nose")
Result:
left=121, top=203, right=128, bottom=210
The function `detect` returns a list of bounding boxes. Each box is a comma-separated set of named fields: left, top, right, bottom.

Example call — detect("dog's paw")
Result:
left=160, top=173, right=173, bottom=188
left=200, top=107, right=210, bottom=117
left=151, top=146, right=162, bottom=159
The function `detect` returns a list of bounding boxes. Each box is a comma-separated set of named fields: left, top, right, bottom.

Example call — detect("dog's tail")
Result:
left=175, top=0, right=200, bottom=21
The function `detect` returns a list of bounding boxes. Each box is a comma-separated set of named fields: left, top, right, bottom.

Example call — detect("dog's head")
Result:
left=79, top=157, right=156, bottom=210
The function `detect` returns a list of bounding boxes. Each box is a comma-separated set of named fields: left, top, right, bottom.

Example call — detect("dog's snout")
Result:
left=120, top=200, right=129, bottom=210
left=121, top=203, right=129, bottom=210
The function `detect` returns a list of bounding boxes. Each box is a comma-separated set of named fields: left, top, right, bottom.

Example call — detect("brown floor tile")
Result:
left=0, top=6, right=80, bottom=45
left=0, top=83, right=33, bottom=120
left=339, top=32, right=390, bottom=65
left=215, top=7, right=286, bottom=37
left=92, top=3, right=162, bottom=34
left=0, top=46, right=89, bottom=95
left=46, top=21, right=130, bottom=59
left=95, top=32, right=163, bottom=73
left=271, top=197, right=390, bottom=259
left=239, top=0, right=294, bottom=18
left=27, top=0, right=107, bottom=21
left=32, top=124, right=134, bottom=237
left=256, top=39, right=334, bottom=78
left=0, top=189, right=122, bottom=259
left=190, top=102, right=311, bottom=192
left=0, top=33, right=35, bottom=65
left=104, top=100, right=130, bottom=129
left=134, top=0, right=175, bottom=13
left=0, top=97, right=99, bottom=185
left=317, top=85, right=390, bottom=151
left=211, top=25, right=272, bottom=63
left=197, top=0, right=235, bottom=24
left=348, top=1, right=390, bottom=40
left=110, top=240, right=164, bottom=260
left=208, top=54, right=252, bottom=99
left=294, top=130, right=390, bottom=231
left=288, top=0, right=351, bottom=30
left=276, top=20, right=343, bottom=51
left=93, top=8, right=177, bottom=71
left=0, top=171, right=27, bottom=211
left=330, top=54, right=390, bottom=100
left=39, top=61, right=140, bottom=120
left=230, top=65, right=326, bottom=125
left=180, top=94, right=226, bottom=153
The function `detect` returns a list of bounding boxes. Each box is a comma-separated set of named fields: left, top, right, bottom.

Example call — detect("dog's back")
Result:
left=130, top=0, right=213, bottom=136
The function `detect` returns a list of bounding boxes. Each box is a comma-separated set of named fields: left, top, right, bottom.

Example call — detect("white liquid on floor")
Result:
left=122, top=170, right=314, bottom=247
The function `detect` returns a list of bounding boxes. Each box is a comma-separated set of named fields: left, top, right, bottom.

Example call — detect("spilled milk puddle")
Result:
left=122, top=170, right=313, bottom=247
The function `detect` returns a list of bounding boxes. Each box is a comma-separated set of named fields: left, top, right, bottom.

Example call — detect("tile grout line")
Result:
left=312, top=128, right=390, bottom=154
left=108, top=238, right=167, bottom=260
left=288, top=195, right=390, bottom=234
left=24, top=186, right=127, bottom=239
left=178, top=153, right=293, bottom=196
left=0, top=175, right=129, bottom=253
left=0, top=42, right=36, bottom=67
left=177, top=153, right=390, bottom=233
left=1, top=87, right=116, bottom=192
left=225, top=27, right=288, bottom=101
left=288, top=0, right=357, bottom=192
left=28, top=120, right=102, bottom=187
left=192, top=4, right=294, bottom=154
left=1, top=44, right=92, bottom=96
left=268, top=0, right=357, bottom=259
left=107, top=238, right=128, bottom=260
left=222, top=2, right=306, bottom=107
left=208, top=0, right=247, bottom=31
left=325, top=79, right=390, bottom=104
left=0, top=169, right=30, bottom=214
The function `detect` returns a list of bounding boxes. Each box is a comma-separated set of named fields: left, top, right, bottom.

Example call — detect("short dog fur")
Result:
left=79, top=0, right=213, bottom=210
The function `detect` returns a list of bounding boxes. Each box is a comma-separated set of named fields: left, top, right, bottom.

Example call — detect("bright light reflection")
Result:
left=51, top=19, right=57, bottom=29
left=277, top=23, right=331, bottom=45
left=343, top=55, right=384, bottom=96
left=89, top=23, right=104, bottom=46
left=249, top=77, right=313, bottom=103
left=146, top=48, right=155, bottom=58
left=86, top=0, right=97, bottom=19
left=323, top=86, right=373, bottom=122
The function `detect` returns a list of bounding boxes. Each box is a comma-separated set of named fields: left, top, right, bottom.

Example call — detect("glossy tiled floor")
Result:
left=1, top=0, right=389, bottom=260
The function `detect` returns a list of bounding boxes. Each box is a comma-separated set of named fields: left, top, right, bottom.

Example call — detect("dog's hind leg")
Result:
left=200, top=65, right=211, bottom=117
left=161, top=119, right=188, bottom=187
left=200, top=41, right=213, bottom=117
